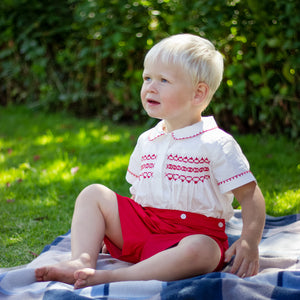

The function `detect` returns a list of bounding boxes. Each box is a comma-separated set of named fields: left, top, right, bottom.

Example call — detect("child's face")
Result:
left=141, top=60, right=200, bottom=131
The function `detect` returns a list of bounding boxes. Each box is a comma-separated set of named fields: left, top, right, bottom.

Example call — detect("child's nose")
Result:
left=147, top=81, right=158, bottom=93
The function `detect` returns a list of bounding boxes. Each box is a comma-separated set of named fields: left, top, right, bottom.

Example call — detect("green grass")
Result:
left=0, top=105, right=299, bottom=268
left=237, top=134, right=300, bottom=216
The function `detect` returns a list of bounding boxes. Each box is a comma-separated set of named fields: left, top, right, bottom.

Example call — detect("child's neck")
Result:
left=162, top=116, right=202, bottom=133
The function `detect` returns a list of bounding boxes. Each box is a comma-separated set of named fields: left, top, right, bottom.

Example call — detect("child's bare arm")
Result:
left=225, top=181, right=265, bottom=277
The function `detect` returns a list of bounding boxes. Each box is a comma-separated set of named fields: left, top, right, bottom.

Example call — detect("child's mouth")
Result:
left=147, top=99, right=160, bottom=105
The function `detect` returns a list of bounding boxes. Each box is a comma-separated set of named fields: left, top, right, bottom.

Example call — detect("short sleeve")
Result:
left=125, top=135, right=143, bottom=195
left=211, top=136, right=256, bottom=194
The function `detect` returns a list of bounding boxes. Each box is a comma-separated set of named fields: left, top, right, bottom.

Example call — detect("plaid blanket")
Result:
left=1, top=211, right=300, bottom=300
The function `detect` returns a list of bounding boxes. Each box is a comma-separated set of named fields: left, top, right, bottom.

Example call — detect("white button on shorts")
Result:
left=218, top=222, right=224, bottom=228
left=180, top=213, right=187, bottom=220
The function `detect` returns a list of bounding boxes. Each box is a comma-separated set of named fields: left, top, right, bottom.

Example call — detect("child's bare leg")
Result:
left=74, top=234, right=221, bottom=289
left=35, top=184, right=123, bottom=284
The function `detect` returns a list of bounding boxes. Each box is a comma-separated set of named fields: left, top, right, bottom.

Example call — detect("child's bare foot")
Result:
left=74, top=268, right=112, bottom=289
left=35, top=253, right=93, bottom=285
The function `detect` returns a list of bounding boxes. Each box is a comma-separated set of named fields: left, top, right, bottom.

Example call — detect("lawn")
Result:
left=0, top=105, right=299, bottom=268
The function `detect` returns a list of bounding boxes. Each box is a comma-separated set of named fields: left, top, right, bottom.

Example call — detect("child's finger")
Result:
left=230, top=254, right=243, bottom=274
left=236, top=259, right=251, bottom=278
left=224, top=245, right=236, bottom=262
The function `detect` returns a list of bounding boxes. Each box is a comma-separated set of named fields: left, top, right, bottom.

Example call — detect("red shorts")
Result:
left=104, top=194, right=228, bottom=271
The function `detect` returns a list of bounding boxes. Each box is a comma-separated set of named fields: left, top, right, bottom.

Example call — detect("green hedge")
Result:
left=0, top=0, right=299, bottom=137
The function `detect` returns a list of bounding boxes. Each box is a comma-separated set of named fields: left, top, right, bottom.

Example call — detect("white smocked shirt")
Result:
left=126, top=116, right=256, bottom=221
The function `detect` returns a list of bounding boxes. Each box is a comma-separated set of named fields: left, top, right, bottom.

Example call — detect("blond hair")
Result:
left=144, top=34, right=224, bottom=107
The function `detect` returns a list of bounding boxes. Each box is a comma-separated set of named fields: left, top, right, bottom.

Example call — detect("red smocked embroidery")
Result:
left=141, top=154, right=157, bottom=161
left=217, top=171, right=252, bottom=186
left=148, top=133, right=165, bottom=141
left=171, top=127, right=218, bottom=140
left=129, top=153, right=157, bottom=180
left=167, top=155, right=210, bottom=164
left=148, top=126, right=218, bottom=141
left=141, top=163, right=154, bottom=170
left=166, top=173, right=210, bottom=183
left=141, top=172, right=153, bottom=178
left=166, top=164, right=209, bottom=173
left=127, top=168, right=154, bottom=179
left=127, top=168, right=139, bottom=178
left=165, top=155, right=210, bottom=184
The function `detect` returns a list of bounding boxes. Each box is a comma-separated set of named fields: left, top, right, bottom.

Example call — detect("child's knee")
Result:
left=180, top=235, right=221, bottom=268
left=86, top=183, right=107, bottom=194
left=77, top=184, right=109, bottom=204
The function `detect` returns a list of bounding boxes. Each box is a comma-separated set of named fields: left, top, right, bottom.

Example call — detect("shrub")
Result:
left=0, top=0, right=299, bottom=137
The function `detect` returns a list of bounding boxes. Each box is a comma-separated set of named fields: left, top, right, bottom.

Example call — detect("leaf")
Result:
left=34, top=155, right=41, bottom=161
left=71, top=166, right=79, bottom=175
left=19, top=162, right=31, bottom=170
left=19, top=162, right=37, bottom=172
left=29, top=251, right=38, bottom=257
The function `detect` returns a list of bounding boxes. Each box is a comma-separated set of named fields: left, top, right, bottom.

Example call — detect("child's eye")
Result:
left=161, top=78, right=168, bottom=83
left=144, top=76, right=151, bottom=82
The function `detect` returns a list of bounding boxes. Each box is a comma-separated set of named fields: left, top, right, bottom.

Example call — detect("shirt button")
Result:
left=218, top=222, right=224, bottom=228
left=180, top=214, right=187, bottom=220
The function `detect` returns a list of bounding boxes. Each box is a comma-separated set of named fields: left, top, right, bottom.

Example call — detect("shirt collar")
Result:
left=148, top=116, right=219, bottom=141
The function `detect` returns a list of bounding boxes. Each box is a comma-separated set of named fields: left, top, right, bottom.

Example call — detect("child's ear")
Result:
left=193, top=82, right=209, bottom=106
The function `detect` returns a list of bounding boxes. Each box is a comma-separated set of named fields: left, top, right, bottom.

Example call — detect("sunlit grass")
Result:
left=0, top=105, right=142, bottom=267
left=264, top=190, right=300, bottom=216
left=235, top=134, right=300, bottom=216
left=0, top=105, right=299, bottom=267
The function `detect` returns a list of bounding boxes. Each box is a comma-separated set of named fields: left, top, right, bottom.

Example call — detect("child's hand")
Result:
left=224, top=237, right=259, bottom=277
left=229, top=182, right=265, bottom=277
